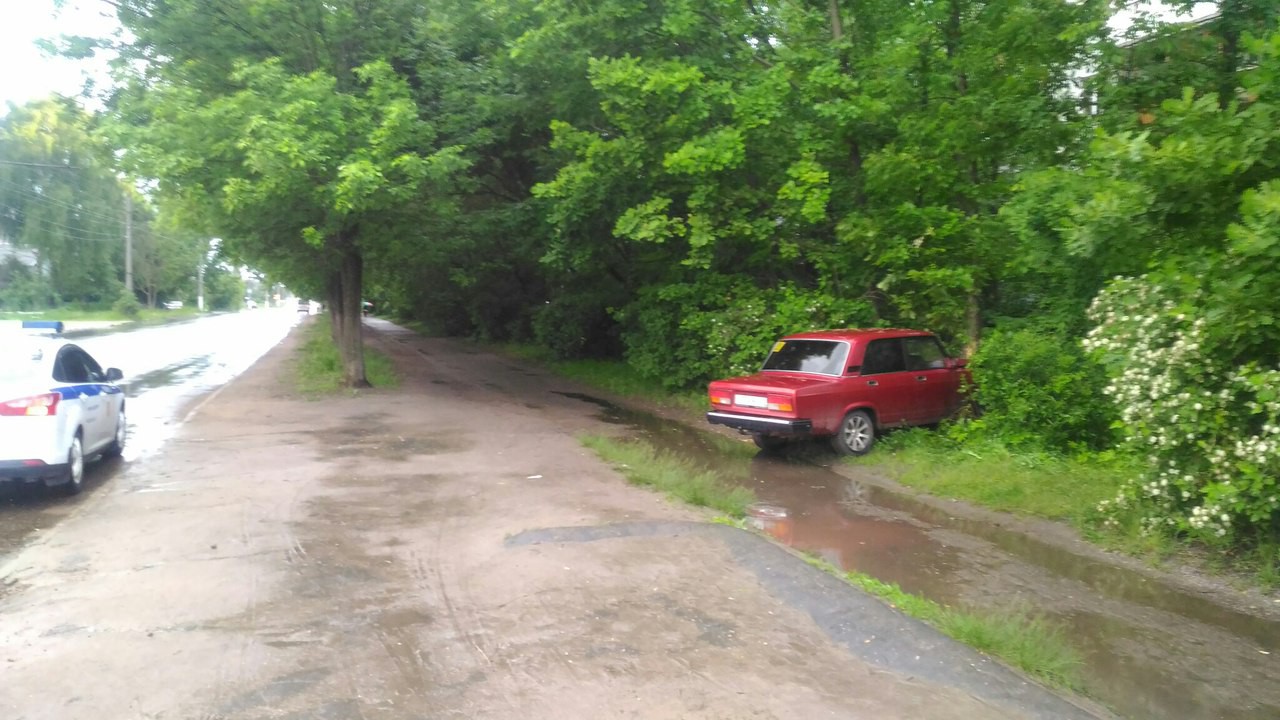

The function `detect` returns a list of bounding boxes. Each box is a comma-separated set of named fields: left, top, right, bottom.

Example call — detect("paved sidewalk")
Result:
left=0, top=319, right=1104, bottom=719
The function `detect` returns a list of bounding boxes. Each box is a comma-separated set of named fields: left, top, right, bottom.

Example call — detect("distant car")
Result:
left=245, top=299, right=258, bottom=310
left=163, top=300, right=184, bottom=310
left=706, top=329, right=969, bottom=455
left=0, top=322, right=127, bottom=495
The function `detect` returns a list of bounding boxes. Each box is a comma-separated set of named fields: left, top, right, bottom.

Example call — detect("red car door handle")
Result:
left=866, top=380, right=878, bottom=387
left=915, top=376, right=927, bottom=382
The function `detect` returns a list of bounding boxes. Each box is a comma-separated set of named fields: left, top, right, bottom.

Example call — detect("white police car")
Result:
left=0, top=321, right=126, bottom=495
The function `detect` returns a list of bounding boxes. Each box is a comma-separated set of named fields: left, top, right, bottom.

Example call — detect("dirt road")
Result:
left=0, top=319, right=1103, bottom=719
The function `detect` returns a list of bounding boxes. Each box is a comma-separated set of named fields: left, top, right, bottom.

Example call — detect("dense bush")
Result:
left=532, top=291, right=621, bottom=360
left=619, top=278, right=874, bottom=390
left=0, top=262, right=58, bottom=310
left=962, top=327, right=1117, bottom=452
left=1086, top=275, right=1280, bottom=545
left=112, top=290, right=143, bottom=319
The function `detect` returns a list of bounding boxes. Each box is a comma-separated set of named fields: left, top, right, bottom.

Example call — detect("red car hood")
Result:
left=710, top=372, right=837, bottom=394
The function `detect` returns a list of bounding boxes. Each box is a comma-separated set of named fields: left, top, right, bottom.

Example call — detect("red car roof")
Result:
left=779, top=328, right=934, bottom=342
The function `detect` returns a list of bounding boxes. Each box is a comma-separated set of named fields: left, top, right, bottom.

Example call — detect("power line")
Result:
left=0, top=177, right=128, bottom=226
left=0, top=159, right=85, bottom=169
left=5, top=217, right=123, bottom=242
left=0, top=178, right=184, bottom=245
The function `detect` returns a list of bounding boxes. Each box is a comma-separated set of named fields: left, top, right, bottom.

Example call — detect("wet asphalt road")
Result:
left=0, top=308, right=301, bottom=558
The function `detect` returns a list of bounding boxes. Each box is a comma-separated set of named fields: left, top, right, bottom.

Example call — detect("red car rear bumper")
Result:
left=706, top=411, right=813, bottom=436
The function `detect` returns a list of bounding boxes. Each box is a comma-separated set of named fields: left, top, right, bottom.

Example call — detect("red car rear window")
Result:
left=762, top=340, right=848, bottom=375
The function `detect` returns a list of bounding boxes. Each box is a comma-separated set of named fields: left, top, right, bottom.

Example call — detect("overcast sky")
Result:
left=0, top=0, right=118, bottom=113
left=0, top=1, right=1224, bottom=116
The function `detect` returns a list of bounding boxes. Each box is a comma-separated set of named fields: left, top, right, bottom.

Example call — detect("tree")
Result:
left=0, top=97, right=126, bottom=306
left=108, top=0, right=463, bottom=386
left=128, top=196, right=205, bottom=308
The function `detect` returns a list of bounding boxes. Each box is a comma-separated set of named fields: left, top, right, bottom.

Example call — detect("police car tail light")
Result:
left=0, top=393, right=60, bottom=417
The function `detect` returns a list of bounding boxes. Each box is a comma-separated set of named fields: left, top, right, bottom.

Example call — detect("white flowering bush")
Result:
left=1084, top=275, right=1280, bottom=544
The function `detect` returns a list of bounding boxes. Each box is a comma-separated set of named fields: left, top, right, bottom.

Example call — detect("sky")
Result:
left=0, top=0, right=120, bottom=113
left=0, top=1, right=1225, bottom=115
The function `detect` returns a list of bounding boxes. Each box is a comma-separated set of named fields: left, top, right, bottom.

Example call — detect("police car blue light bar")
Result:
left=20, top=320, right=64, bottom=333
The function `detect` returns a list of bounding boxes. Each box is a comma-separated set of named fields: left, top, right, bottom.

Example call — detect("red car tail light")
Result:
left=0, top=392, right=61, bottom=417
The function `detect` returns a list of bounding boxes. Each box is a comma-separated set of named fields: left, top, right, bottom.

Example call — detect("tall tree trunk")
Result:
left=325, top=236, right=369, bottom=388
left=337, top=244, right=369, bottom=388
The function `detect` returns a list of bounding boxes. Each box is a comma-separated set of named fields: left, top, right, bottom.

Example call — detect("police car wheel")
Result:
left=104, top=408, right=126, bottom=458
left=62, top=435, right=85, bottom=496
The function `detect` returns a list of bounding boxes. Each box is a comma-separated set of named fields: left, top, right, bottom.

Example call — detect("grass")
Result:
left=1, top=307, right=201, bottom=323
left=579, top=434, right=755, bottom=517
left=293, top=320, right=399, bottom=395
left=802, top=554, right=1083, bottom=690
left=851, top=428, right=1139, bottom=524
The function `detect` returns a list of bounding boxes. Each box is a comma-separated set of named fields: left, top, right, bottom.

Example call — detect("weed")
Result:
left=579, top=434, right=755, bottom=517
left=801, top=554, right=1083, bottom=690
left=294, top=321, right=398, bottom=395
left=855, top=428, right=1138, bottom=524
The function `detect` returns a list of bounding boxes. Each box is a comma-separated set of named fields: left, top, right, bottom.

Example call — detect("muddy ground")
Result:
left=0, top=319, right=1103, bottom=719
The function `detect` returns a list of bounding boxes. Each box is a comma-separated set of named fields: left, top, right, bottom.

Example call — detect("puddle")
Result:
left=123, top=356, right=213, bottom=395
left=563, top=391, right=1280, bottom=720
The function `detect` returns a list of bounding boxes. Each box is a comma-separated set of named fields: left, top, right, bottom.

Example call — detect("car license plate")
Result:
left=734, top=394, right=768, bottom=409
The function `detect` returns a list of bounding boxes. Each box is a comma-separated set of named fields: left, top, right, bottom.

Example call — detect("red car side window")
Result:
left=904, top=336, right=947, bottom=371
left=861, top=339, right=905, bottom=375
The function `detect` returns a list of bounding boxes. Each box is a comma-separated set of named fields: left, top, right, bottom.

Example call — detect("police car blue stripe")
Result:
left=54, top=384, right=107, bottom=399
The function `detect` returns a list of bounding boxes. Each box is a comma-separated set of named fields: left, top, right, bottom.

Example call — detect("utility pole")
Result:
left=124, top=194, right=133, bottom=294
left=197, top=258, right=205, bottom=311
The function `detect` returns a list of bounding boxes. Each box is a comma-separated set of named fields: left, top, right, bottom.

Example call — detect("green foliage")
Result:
left=580, top=434, right=755, bottom=517
left=0, top=98, right=127, bottom=305
left=112, top=290, right=143, bottom=319
left=859, top=429, right=1137, bottom=522
left=619, top=277, right=874, bottom=390
left=109, top=0, right=467, bottom=386
left=964, top=328, right=1117, bottom=451
left=1086, top=276, right=1280, bottom=546
left=202, top=262, right=246, bottom=312
left=531, top=290, right=619, bottom=359
left=0, top=261, right=58, bottom=311
left=1039, top=33, right=1280, bottom=549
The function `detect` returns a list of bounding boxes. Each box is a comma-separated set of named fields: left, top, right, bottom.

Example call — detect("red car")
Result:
left=706, top=329, right=969, bottom=455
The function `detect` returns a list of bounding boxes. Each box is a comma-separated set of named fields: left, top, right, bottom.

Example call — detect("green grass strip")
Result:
left=854, top=430, right=1137, bottom=522
left=580, top=434, right=755, bottom=517
left=802, top=554, right=1083, bottom=690
left=294, top=320, right=399, bottom=395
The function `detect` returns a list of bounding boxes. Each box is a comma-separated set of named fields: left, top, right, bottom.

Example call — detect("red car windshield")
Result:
left=761, top=339, right=848, bottom=376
